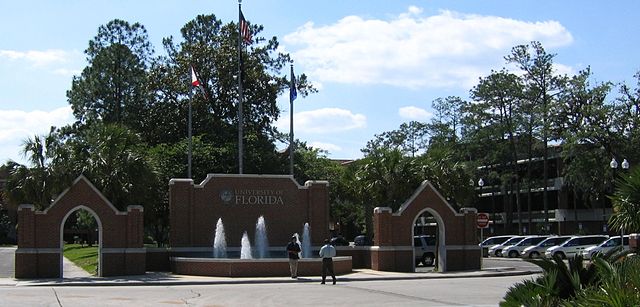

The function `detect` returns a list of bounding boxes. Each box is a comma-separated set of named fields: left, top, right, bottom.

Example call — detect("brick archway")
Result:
left=372, top=181, right=480, bottom=272
left=15, top=175, right=145, bottom=278
left=59, top=205, right=104, bottom=276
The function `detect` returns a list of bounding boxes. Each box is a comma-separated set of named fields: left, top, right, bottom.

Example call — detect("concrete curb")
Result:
left=2, top=269, right=540, bottom=287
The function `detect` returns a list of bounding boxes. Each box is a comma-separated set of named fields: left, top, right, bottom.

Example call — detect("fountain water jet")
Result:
left=213, top=218, right=227, bottom=258
left=240, top=231, right=252, bottom=259
left=301, top=223, right=311, bottom=258
left=255, top=216, right=269, bottom=258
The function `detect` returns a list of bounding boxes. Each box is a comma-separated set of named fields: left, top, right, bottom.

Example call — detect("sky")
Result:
left=1, top=0, right=639, bottom=165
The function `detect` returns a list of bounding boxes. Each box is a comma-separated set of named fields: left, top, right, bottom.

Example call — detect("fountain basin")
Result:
left=170, top=256, right=352, bottom=277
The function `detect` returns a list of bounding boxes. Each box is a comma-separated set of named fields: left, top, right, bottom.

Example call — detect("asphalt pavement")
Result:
left=0, top=246, right=541, bottom=288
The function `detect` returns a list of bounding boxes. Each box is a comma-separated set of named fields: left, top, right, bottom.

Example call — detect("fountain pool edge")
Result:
left=170, top=256, right=352, bottom=277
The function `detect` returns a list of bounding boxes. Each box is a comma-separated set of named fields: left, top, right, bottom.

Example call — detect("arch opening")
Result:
left=412, top=208, right=447, bottom=272
left=60, top=205, right=103, bottom=277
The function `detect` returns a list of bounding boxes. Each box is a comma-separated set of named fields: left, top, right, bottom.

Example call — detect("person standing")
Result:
left=286, top=236, right=301, bottom=278
left=319, top=239, right=337, bottom=284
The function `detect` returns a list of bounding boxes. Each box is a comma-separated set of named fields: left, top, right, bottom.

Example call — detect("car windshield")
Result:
left=516, top=238, right=532, bottom=246
left=539, top=237, right=566, bottom=247
left=602, top=237, right=621, bottom=247
left=502, top=237, right=524, bottom=246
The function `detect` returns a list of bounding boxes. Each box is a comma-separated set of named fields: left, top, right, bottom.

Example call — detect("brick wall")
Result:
left=15, top=176, right=145, bottom=278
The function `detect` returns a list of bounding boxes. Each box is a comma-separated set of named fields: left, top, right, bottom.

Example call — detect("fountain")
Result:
left=301, top=223, right=311, bottom=258
left=240, top=231, right=252, bottom=259
left=171, top=217, right=351, bottom=277
left=254, top=215, right=269, bottom=258
left=212, top=218, right=227, bottom=258
left=293, top=232, right=302, bottom=259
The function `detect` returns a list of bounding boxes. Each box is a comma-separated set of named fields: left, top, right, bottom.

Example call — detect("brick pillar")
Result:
left=169, top=179, right=194, bottom=247
left=17, top=205, right=35, bottom=247
left=373, top=207, right=393, bottom=246
left=305, top=180, right=330, bottom=245
left=127, top=205, right=144, bottom=248
left=125, top=205, right=146, bottom=275
left=15, top=205, right=37, bottom=278
left=372, top=207, right=395, bottom=271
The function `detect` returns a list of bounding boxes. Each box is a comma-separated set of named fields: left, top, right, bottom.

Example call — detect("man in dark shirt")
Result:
left=286, top=236, right=301, bottom=278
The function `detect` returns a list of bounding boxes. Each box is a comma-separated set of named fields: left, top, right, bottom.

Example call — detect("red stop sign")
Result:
left=477, top=213, right=490, bottom=228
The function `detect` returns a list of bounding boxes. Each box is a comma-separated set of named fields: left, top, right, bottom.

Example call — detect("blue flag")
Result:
left=290, top=65, right=297, bottom=102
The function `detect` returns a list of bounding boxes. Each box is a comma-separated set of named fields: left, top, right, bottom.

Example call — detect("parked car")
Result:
left=479, top=235, right=514, bottom=257
left=414, top=235, right=436, bottom=266
left=354, top=235, right=373, bottom=246
left=545, top=235, right=609, bottom=259
left=488, top=236, right=525, bottom=257
left=501, top=236, right=549, bottom=258
left=581, top=235, right=630, bottom=260
left=521, top=236, right=571, bottom=258
left=330, top=235, right=349, bottom=246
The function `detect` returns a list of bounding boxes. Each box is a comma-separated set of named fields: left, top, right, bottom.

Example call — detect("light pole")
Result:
left=608, top=157, right=618, bottom=235
left=478, top=178, right=484, bottom=211
left=610, top=157, right=630, bottom=238
left=620, top=158, right=629, bottom=246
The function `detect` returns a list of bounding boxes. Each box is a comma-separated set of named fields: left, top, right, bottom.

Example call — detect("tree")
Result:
left=362, top=121, right=429, bottom=157
left=67, top=19, right=152, bottom=131
left=557, top=68, right=613, bottom=226
left=505, top=42, right=564, bottom=230
left=149, top=14, right=315, bottom=175
left=4, top=132, right=61, bottom=210
left=609, top=166, right=640, bottom=233
left=471, top=69, right=525, bottom=233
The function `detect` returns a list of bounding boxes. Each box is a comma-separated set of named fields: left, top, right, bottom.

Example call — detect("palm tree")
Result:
left=609, top=166, right=640, bottom=233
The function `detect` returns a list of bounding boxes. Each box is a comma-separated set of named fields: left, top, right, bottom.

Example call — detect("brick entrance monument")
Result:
left=169, top=174, right=330, bottom=251
left=15, top=175, right=145, bottom=278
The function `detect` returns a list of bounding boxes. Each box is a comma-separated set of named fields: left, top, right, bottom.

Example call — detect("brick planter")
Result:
left=170, top=256, right=352, bottom=277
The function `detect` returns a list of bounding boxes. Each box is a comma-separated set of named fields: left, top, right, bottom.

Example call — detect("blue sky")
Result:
left=1, top=1, right=639, bottom=165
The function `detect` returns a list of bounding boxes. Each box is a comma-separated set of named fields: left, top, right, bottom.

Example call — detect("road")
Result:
left=0, top=247, right=15, bottom=278
left=0, top=275, right=533, bottom=306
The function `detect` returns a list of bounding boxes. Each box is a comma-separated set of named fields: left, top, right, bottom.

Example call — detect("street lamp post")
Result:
left=478, top=178, right=484, bottom=211
left=620, top=158, right=629, bottom=246
left=608, top=157, right=618, bottom=234
left=610, top=157, right=630, bottom=243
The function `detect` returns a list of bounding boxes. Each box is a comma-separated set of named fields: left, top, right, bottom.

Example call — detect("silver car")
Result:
left=582, top=235, right=630, bottom=260
left=501, top=236, right=549, bottom=258
left=488, top=236, right=526, bottom=257
left=521, top=236, right=571, bottom=258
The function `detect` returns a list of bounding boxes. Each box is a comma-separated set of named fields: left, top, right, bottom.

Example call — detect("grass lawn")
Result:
left=63, top=244, right=98, bottom=275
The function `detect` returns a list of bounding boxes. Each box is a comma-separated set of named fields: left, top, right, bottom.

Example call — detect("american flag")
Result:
left=240, top=10, right=252, bottom=44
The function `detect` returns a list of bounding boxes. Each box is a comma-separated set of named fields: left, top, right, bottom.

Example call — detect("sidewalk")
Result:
left=0, top=266, right=540, bottom=287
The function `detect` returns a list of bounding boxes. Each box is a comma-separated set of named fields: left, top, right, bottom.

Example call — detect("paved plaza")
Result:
left=0, top=247, right=541, bottom=306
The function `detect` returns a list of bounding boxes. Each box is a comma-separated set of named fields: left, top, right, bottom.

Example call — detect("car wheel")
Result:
left=529, top=251, right=539, bottom=258
left=422, top=253, right=435, bottom=266
left=554, top=252, right=566, bottom=259
left=508, top=250, right=519, bottom=258
left=495, top=249, right=502, bottom=257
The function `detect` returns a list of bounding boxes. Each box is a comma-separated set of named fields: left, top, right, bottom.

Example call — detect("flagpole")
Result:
left=289, top=64, right=295, bottom=176
left=237, top=0, right=244, bottom=174
left=188, top=81, right=193, bottom=179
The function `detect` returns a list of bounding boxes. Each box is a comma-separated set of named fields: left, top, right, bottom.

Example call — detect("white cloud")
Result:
left=295, top=108, right=366, bottom=133
left=0, top=49, right=76, bottom=67
left=0, top=106, right=74, bottom=162
left=398, top=106, right=433, bottom=120
left=285, top=8, right=574, bottom=89
left=309, top=141, right=342, bottom=153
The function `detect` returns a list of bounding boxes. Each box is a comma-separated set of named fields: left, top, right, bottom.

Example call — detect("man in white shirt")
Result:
left=319, top=239, right=337, bottom=284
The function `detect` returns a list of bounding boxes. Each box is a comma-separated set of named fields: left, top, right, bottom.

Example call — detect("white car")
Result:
left=501, top=236, right=549, bottom=258
left=521, top=236, right=571, bottom=258
left=582, top=235, right=630, bottom=260
left=479, top=235, right=514, bottom=257
left=545, top=235, right=608, bottom=259
left=488, top=236, right=526, bottom=257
